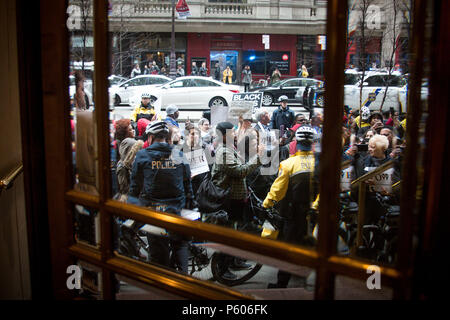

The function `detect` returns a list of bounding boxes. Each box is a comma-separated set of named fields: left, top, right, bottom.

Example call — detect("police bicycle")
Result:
left=322, top=191, right=400, bottom=263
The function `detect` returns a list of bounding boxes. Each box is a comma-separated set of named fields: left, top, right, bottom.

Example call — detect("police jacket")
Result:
left=263, top=150, right=320, bottom=219
left=130, top=103, right=155, bottom=122
left=270, top=106, right=295, bottom=131
left=128, top=142, right=193, bottom=212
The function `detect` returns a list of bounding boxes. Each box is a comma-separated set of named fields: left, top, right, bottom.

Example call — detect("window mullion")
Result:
left=93, top=0, right=114, bottom=300
left=314, top=0, right=348, bottom=300
left=395, top=0, right=428, bottom=300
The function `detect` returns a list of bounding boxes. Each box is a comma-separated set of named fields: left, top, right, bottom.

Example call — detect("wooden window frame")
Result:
left=39, top=0, right=428, bottom=299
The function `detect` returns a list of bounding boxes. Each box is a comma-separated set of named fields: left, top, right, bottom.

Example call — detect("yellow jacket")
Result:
left=354, top=115, right=370, bottom=129
left=130, top=105, right=156, bottom=122
left=263, top=150, right=316, bottom=208
left=400, top=118, right=406, bottom=131
left=223, top=69, right=233, bottom=83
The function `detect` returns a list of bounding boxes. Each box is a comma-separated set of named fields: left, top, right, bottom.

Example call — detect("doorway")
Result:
left=210, top=51, right=239, bottom=83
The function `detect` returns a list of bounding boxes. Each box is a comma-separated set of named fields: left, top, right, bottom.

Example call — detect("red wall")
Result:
left=187, top=33, right=211, bottom=75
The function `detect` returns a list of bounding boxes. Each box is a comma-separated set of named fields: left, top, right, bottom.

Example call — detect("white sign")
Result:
left=364, top=167, right=395, bottom=194
left=228, top=100, right=254, bottom=124
left=341, top=165, right=355, bottom=191
left=262, top=34, right=270, bottom=49
left=231, top=92, right=263, bottom=109
left=211, top=105, right=230, bottom=127
left=185, top=149, right=210, bottom=178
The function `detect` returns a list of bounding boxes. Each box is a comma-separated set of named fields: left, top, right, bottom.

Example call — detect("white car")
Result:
left=109, top=75, right=172, bottom=106
left=130, top=76, right=240, bottom=112
left=344, top=72, right=407, bottom=113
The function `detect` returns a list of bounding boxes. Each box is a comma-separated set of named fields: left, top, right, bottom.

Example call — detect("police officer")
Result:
left=264, top=125, right=320, bottom=288
left=128, top=121, right=194, bottom=273
left=270, top=95, right=295, bottom=132
left=130, top=92, right=157, bottom=123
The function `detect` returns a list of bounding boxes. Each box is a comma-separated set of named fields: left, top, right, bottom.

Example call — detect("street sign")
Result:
left=262, top=34, right=270, bottom=49
left=231, top=92, right=263, bottom=109
left=176, top=0, right=191, bottom=19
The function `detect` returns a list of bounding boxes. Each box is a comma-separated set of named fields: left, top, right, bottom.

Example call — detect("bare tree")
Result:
left=378, top=0, right=407, bottom=112
left=352, top=0, right=380, bottom=117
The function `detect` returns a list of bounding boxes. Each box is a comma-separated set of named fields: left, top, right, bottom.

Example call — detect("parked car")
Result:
left=301, top=70, right=362, bottom=108
left=129, top=76, right=240, bottom=112
left=109, top=74, right=172, bottom=106
left=344, top=73, right=407, bottom=112
left=252, top=78, right=323, bottom=106
left=108, top=75, right=127, bottom=86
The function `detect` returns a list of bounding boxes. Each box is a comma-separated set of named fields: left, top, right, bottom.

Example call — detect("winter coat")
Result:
left=128, top=142, right=193, bottom=213
left=242, top=69, right=252, bottom=84
left=211, top=143, right=260, bottom=200
left=270, top=106, right=296, bottom=131
left=114, top=139, right=144, bottom=202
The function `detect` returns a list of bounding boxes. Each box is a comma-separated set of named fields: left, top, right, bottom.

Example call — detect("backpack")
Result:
left=196, top=175, right=230, bottom=213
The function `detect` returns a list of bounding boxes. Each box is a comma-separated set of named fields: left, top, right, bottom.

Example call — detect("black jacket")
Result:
left=270, top=106, right=296, bottom=131
left=128, top=142, right=193, bottom=213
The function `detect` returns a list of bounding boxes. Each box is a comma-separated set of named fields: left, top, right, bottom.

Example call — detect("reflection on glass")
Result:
left=105, top=1, right=328, bottom=254
left=115, top=275, right=186, bottom=300
left=73, top=260, right=103, bottom=300
left=69, top=0, right=98, bottom=195
left=113, top=214, right=315, bottom=298
left=74, top=205, right=100, bottom=247
left=334, top=275, right=393, bottom=300
left=336, top=0, right=417, bottom=265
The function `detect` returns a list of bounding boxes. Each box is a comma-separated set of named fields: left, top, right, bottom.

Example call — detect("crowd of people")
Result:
left=101, top=88, right=407, bottom=284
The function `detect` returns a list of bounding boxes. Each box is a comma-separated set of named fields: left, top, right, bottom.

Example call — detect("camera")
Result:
left=357, top=144, right=368, bottom=152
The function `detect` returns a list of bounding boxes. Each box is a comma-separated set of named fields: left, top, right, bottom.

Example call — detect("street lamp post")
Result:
left=169, top=0, right=177, bottom=79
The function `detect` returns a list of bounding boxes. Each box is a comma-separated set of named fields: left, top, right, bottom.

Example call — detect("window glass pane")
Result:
left=113, top=214, right=314, bottom=299
left=115, top=275, right=187, bottom=300
left=106, top=0, right=332, bottom=280
left=334, top=275, right=393, bottom=300
left=339, top=0, right=427, bottom=269
left=73, top=204, right=100, bottom=247
left=242, top=51, right=291, bottom=77
left=69, top=260, right=103, bottom=300
left=68, top=0, right=98, bottom=196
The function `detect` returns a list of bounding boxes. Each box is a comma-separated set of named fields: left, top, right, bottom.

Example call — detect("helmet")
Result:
left=295, top=125, right=315, bottom=142
left=361, top=106, right=371, bottom=121
left=145, top=121, right=169, bottom=136
left=278, top=95, right=289, bottom=103
left=141, top=92, right=151, bottom=99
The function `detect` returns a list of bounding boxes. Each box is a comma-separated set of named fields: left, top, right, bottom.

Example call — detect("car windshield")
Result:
left=271, top=80, right=285, bottom=87
left=345, top=74, right=359, bottom=85
left=109, top=77, right=125, bottom=86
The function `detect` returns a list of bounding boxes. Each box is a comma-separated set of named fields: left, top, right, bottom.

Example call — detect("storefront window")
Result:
left=242, top=51, right=291, bottom=75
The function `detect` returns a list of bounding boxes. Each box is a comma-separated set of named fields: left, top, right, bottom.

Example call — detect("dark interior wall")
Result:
left=15, top=0, right=53, bottom=299
left=413, top=0, right=450, bottom=300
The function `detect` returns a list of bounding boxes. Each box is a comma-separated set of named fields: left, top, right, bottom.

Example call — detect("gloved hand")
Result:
left=185, top=194, right=198, bottom=210
left=263, top=198, right=274, bottom=209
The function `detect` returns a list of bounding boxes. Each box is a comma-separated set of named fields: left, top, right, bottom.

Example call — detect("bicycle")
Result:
left=333, top=192, right=400, bottom=263
left=116, top=189, right=284, bottom=287
left=208, top=186, right=285, bottom=287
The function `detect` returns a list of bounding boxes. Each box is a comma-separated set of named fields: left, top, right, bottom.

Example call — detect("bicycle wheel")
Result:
left=188, top=243, right=215, bottom=282
left=210, top=252, right=263, bottom=286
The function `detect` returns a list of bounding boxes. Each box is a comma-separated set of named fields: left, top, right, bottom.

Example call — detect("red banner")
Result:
left=176, top=0, right=191, bottom=19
